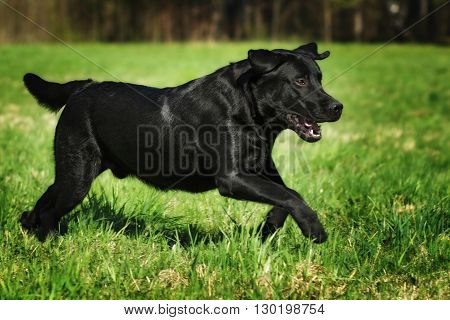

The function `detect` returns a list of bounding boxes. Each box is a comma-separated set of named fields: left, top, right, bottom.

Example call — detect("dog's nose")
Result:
left=331, top=102, right=343, bottom=114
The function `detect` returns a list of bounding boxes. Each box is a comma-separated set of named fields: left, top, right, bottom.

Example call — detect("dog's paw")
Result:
left=257, top=222, right=279, bottom=242
left=20, top=211, right=39, bottom=230
left=37, top=229, right=49, bottom=242
left=302, top=222, right=327, bottom=244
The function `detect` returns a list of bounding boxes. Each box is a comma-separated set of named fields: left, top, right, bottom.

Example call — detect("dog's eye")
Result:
left=295, top=78, right=307, bottom=87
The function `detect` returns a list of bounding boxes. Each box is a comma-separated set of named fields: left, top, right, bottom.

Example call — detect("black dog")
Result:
left=20, top=42, right=342, bottom=243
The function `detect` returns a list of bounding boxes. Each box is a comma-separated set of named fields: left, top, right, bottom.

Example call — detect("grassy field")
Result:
left=0, top=42, right=448, bottom=299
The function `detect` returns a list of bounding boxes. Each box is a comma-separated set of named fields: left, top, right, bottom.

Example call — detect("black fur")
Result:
left=20, top=43, right=343, bottom=243
left=23, top=73, right=92, bottom=111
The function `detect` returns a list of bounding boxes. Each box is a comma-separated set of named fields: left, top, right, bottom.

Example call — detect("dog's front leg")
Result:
left=215, top=174, right=327, bottom=243
left=259, top=206, right=289, bottom=240
left=257, top=159, right=290, bottom=240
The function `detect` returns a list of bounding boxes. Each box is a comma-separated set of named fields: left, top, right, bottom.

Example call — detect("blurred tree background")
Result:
left=0, top=0, right=448, bottom=43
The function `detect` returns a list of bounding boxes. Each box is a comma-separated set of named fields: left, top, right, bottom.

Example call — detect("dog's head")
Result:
left=242, top=42, right=343, bottom=143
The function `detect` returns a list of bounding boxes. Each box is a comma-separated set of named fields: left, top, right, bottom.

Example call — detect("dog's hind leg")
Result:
left=21, top=103, right=102, bottom=240
left=20, top=185, right=56, bottom=230
left=22, top=144, right=101, bottom=240
left=39, top=137, right=101, bottom=240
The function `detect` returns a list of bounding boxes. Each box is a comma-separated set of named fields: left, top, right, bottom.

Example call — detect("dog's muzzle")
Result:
left=286, top=113, right=321, bottom=143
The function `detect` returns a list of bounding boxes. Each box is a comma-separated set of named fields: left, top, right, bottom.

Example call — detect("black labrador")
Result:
left=20, top=42, right=343, bottom=243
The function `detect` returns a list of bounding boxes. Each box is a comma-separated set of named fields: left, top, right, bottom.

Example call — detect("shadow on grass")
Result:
left=61, top=192, right=226, bottom=247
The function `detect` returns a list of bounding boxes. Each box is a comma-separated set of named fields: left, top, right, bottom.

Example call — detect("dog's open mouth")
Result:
left=287, top=114, right=322, bottom=142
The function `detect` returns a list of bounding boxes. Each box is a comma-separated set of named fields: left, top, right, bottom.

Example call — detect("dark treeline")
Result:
left=0, top=0, right=448, bottom=43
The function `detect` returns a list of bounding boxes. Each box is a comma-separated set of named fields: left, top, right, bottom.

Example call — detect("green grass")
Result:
left=0, top=42, right=449, bottom=299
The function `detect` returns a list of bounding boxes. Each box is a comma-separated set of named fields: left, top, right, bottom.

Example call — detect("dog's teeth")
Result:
left=305, top=122, right=312, bottom=127
left=309, top=129, right=314, bottom=135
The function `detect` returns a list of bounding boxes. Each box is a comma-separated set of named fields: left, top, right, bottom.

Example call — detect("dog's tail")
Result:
left=23, top=73, right=93, bottom=112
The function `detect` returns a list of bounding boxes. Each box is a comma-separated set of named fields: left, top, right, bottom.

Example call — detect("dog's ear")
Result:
left=294, top=42, right=330, bottom=60
left=248, top=49, right=284, bottom=74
